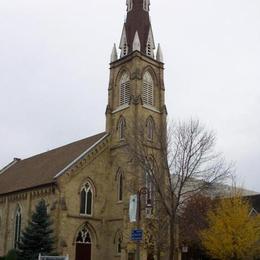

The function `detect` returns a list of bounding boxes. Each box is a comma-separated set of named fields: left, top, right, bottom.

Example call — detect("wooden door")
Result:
left=75, top=243, right=91, bottom=260
left=147, top=252, right=155, bottom=260
left=75, top=228, right=92, bottom=260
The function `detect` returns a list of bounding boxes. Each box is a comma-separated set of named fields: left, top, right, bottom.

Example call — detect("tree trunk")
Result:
left=169, top=220, right=175, bottom=260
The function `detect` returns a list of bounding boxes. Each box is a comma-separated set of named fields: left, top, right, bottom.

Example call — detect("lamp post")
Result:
left=136, top=187, right=152, bottom=260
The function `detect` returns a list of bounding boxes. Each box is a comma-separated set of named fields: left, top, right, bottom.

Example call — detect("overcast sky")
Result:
left=0, top=0, right=259, bottom=191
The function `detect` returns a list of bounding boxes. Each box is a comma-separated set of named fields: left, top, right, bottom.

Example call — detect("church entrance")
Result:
left=75, top=228, right=92, bottom=260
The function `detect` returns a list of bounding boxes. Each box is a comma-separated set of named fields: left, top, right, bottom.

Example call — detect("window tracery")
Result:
left=80, top=183, right=93, bottom=216
left=76, top=227, right=92, bottom=244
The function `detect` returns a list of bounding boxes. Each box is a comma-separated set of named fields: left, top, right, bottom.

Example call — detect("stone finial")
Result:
left=110, top=44, right=118, bottom=62
left=132, top=31, right=141, bottom=52
left=156, top=43, right=164, bottom=62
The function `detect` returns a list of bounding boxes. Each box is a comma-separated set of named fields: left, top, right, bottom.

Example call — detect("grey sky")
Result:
left=0, top=0, right=259, bottom=191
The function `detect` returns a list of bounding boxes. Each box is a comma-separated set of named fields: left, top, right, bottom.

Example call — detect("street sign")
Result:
left=131, top=229, right=143, bottom=241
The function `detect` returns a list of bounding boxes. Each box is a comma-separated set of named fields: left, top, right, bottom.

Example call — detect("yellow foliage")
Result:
left=200, top=195, right=260, bottom=260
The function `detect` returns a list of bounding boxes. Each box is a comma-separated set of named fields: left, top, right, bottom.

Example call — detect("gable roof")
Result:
left=0, top=132, right=108, bottom=195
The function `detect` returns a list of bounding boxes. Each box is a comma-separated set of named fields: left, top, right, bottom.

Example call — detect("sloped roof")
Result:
left=125, top=0, right=151, bottom=53
left=0, top=132, right=107, bottom=195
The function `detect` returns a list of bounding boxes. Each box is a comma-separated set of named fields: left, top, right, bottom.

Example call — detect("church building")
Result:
left=0, top=0, right=167, bottom=259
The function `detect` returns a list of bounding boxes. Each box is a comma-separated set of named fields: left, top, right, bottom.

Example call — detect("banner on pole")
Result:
left=129, top=194, right=137, bottom=222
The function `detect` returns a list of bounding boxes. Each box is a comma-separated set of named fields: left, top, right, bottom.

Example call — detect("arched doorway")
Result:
left=75, top=227, right=92, bottom=260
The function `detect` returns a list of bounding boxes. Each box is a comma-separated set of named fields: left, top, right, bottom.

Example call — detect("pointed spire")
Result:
left=119, top=25, right=128, bottom=57
left=117, top=0, right=161, bottom=60
left=146, top=27, right=155, bottom=57
left=110, top=44, right=118, bottom=63
left=123, top=0, right=152, bottom=54
left=156, top=44, right=164, bottom=62
left=132, top=31, right=141, bottom=51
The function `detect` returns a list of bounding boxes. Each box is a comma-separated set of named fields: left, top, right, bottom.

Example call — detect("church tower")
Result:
left=106, top=1, right=167, bottom=259
left=106, top=0, right=166, bottom=144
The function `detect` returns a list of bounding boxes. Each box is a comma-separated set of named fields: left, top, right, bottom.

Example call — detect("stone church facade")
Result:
left=0, top=0, right=167, bottom=259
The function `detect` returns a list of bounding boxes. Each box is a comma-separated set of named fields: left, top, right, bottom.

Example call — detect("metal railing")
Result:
left=38, top=254, right=69, bottom=260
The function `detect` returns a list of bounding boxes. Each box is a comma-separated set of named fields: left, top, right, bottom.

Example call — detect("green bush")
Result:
left=5, top=249, right=18, bottom=260
left=0, top=256, right=5, bottom=260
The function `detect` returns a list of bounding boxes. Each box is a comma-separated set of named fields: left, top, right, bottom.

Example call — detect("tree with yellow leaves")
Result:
left=200, top=195, right=260, bottom=260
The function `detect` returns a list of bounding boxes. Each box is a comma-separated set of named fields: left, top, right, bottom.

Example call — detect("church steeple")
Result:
left=106, top=0, right=166, bottom=137
left=119, top=0, right=155, bottom=58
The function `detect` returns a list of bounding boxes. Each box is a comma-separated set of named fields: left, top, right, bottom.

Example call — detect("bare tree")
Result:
left=124, top=119, right=231, bottom=260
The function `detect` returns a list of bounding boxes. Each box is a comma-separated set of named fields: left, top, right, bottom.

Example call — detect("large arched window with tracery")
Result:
left=14, top=205, right=22, bottom=248
left=143, top=71, right=154, bottom=106
left=119, top=72, right=130, bottom=106
left=80, top=183, right=93, bottom=216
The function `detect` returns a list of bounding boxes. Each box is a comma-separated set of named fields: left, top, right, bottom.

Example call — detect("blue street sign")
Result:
left=131, top=229, right=143, bottom=241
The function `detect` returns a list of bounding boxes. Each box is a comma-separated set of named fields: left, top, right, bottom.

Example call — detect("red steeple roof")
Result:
left=118, top=0, right=155, bottom=58
left=125, top=0, right=151, bottom=53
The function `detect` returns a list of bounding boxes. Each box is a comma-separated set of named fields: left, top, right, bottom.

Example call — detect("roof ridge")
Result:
left=18, top=132, right=107, bottom=163
left=0, top=131, right=109, bottom=195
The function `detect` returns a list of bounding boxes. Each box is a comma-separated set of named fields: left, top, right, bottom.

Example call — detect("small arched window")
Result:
left=146, top=117, right=155, bottom=141
left=143, top=71, right=154, bottom=106
left=118, top=116, right=126, bottom=140
left=145, top=160, right=155, bottom=217
left=115, top=230, right=123, bottom=255
left=14, top=205, right=22, bottom=248
left=145, top=172, right=154, bottom=207
left=80, top=183, right=93, bottom=216
left=119, top=73, right=130, bottom=106
left=117, top=169, right=124, bottom=202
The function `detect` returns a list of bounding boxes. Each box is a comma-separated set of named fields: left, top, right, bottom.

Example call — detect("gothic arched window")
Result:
left=117, top=168, right=124, bottom=202
left=76, top=227, right=92, bottom=244
left=118, top=116, right=126, bottom=140
left=119, top=73, right=130, bottom=106
left=146, top=117, right=155, bottom=141
left=80, top=183, right=93, bottom=216
left=145, top=171, right=154, bottom=206
left=115, top=230, right=123, bottom=254
left=143, top=71, right=154, bottom=106
left=14, top=205, right=22, bottom=248
left=145, top=159, right=155, bottom=217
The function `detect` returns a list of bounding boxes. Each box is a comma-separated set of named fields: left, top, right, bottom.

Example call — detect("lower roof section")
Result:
left=0, top=132, right=107, bottom=196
